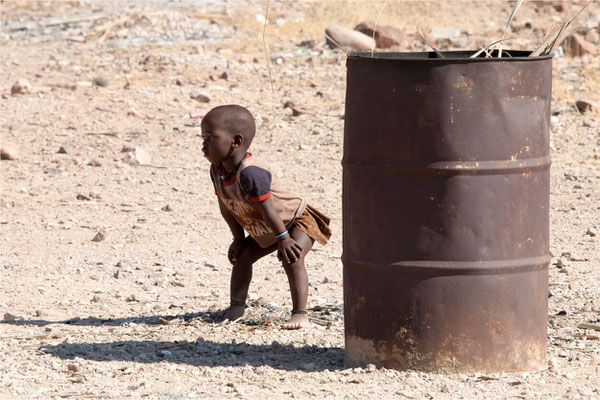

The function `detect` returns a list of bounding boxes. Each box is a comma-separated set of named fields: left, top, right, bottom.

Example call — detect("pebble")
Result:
left=122, top=148, right=151, bottom=165
left=3, top=312, right=24, bottom=323
left=149, top=273, right=164, bottom=279
left=0, top=141, right=19, bottom=160
left=366, top=363, right=377, bottom=372
left=548, top=357, right=559, bottom=371
left=575, top=100, right=593, bottom=114
left=67, top=363, right=79, bottom=372
left=161, top=204, right=174, bottom=212
left=190, top=92, right=210, bottom=103
left=36, top=309, right=48, bottom=317
left=92, top=230, right=106, bottom=242
left=157, top=317, right=170, bottom=325
left=57, top=146, right=73, bottom=154
left=11, top=78, right=32, bottom=94
left=157, top=350, right=172, bottom=357
left=271, top=340, right=281, bottom=349
left=76, top=194, right=91, bottom=201
left=586, top=228, right=597, bottom=237
left=93, top=77, right=109, bottom=87
left=92, top=294, right=105, bottom=303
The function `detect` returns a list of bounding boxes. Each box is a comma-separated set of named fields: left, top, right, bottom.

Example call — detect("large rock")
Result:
left=354, top=21, right=405, bottom=49
left=11, top=79, right=32, bottom=95
left=1, top=141, right=19, bottom=160
left=325, top=25, right=376, bottom=51
left=561, top=33, right=597, bottom=57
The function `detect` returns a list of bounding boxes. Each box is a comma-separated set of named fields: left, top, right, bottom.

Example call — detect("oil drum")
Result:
left=342, top=51, right=551, bottom=372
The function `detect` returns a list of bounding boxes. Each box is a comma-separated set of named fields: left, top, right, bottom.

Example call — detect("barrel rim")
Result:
left=348, top=50, right=553, bottom=62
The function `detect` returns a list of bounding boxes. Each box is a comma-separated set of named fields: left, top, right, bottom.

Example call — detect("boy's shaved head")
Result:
left=203, top=105, right=256, bottom=146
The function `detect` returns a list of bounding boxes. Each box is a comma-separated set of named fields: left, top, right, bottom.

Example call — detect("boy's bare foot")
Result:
left=221, top=302, right=246, bottom=322
left=282, top=310, right=310, bottom=330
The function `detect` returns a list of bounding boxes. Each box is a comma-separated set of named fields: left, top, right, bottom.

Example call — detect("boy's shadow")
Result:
left=11, top=311, right=345, bottom=372
left=42, top=337, right=344, bottom=372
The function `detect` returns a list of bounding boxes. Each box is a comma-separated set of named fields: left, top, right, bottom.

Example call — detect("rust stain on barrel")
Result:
left=342, top=50, right=551, bottom=372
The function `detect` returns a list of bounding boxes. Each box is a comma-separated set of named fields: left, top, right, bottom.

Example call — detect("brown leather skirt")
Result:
left=292, top=204, right=331, bottom=246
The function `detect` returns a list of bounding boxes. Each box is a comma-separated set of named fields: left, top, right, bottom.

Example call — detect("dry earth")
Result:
left=1, top=1, right=599, bottom=399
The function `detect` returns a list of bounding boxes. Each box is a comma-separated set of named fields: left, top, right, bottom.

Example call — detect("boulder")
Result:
left=561, top=33, right=597, bottom=56
left=0, top=141, right=19, bottom=160
left=354, top=21, right=405, bottom=49
left=325, top=25, right=376, bottom=51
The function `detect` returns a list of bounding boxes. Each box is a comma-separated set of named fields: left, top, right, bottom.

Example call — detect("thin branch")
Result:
left=417, top=27, right=445, bottom=58
left=499, top=0, right=526, bottom=57
left=371, top=0, right=389, bottom=57
left=262, top=0, right=275, bottom=94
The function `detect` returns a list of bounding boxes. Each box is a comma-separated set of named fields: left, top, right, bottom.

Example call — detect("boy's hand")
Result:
left=277, top=237, right=303, bottom=264
left=228, top=238, right=245, bottom=265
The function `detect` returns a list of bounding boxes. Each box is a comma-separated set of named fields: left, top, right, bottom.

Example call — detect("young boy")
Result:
left=201, top=104, right=331, bottom=330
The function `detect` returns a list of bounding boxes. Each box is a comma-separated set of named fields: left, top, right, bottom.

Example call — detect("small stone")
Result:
left=88, top=159, right=102, bottom=167
left=3, top=312, right=23, bottom=323
left=113, top=270, right=121, bottom=279
left=122, top=148, right=151, bottom=165
left=157, top=317, right=170, bottom=325
left=148, top=273, right=164, bottom=279
left=93, top=77, right=108, bottom=87
left=219, top=72, right=228, bottom=80
left=161, top=204, right=173, bottom=212
left=325, top=25, right=376, bottom=51
left=0, top=141, right=19, bottom=160
left=575, top=100, right=593, bottom=114
left=271, top=340, right=281, bottom=349
left=76, top=194, right=90, bottom=201
left=36, top=310, right=48, bottom=317
left=157, top=350, right=172, bottom=357
left=92, top=294, right=105, bottom=303
left=92, top=231, right=106, bottom=242
left=57, top=146, right=72, bottom=154
left=11, top=79, right=32, bottom=95
left=366, top=363, right=377, bottom=372
left=586, top=228, right=597, bottom=237
left=190, top=92, right=210, bottom=103
left=302, top=362, right=316, bottom=370
left=322, top=277, right=330, bottom=284
left=67, top=363, right=79, bottom=372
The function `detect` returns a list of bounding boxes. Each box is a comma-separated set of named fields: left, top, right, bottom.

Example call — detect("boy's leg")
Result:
left=281, top=227, right=314, bottom=330
left=223, top=237, right=276, bottom=321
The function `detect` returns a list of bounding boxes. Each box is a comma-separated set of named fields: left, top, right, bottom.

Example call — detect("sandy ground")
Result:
left=1, top=1, right=599, bottom=399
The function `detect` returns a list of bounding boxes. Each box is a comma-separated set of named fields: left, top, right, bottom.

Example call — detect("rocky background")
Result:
left=1, top=1, right=599, bottom=399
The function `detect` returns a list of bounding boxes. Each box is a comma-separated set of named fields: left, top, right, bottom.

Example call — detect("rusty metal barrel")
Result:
left=342, top=50, right=551, bottom=372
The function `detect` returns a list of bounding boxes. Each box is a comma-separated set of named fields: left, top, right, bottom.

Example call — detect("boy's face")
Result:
left=201, top=116, right=234, bottom=165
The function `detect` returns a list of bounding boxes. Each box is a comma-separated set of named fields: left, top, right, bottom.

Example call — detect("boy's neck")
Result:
left=222, top=151, right=248, bottom=173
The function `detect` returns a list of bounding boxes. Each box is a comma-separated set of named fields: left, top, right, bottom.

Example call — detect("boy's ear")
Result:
left=232, top=134, right=244, bottom=148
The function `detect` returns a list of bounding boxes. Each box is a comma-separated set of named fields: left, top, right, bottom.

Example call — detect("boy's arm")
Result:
left=254, top=197, right=303, bottom=264
left=218, top=198, right=245, bottom=239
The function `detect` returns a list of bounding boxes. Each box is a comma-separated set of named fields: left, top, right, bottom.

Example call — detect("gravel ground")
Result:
left=1, top=1, right=599, bottom=399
